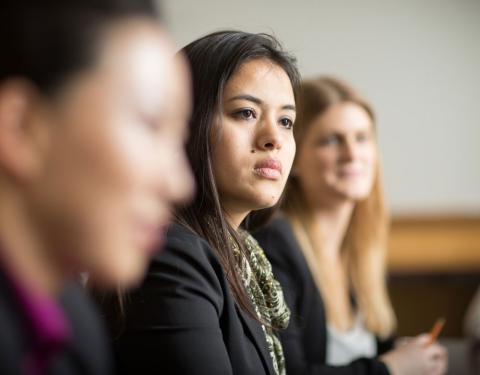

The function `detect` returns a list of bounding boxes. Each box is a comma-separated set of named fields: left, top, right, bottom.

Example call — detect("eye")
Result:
left=356, top=132, right=370, bottom=143
left=319, top=134, right=340, bottom=146
left=233, top=108, right=256, bottom=121
left=279, top=117, right=293, bottom=129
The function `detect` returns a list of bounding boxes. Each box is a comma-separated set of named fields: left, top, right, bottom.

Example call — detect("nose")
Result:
left=255, top=115, right=281, bottom=151
left=340, top=139, right=357, bottom=162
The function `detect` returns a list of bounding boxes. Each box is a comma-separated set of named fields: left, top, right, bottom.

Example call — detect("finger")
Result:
left=429, top=348, right=448, bottom=375
left=395, top=337, right=413, bottom=348
left=426, top=343, right=448, bottom=358
left=415, top=333, right=433, bottom=346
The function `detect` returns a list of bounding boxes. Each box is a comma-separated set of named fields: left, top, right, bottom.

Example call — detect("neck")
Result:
left=223, top=204, right=250, bottom=231
left=307, top=200, right=355, bottom=260
left=0, top=186, right=64, bottom=296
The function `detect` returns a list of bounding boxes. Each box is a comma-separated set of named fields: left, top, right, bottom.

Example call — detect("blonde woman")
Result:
left=254, top=77, right=447, bottom=375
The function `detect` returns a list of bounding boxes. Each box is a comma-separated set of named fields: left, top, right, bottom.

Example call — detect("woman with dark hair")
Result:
left=0, top=0, right=193, bottom=373
left=100, top=30, right=300, bottom=375
left=254, top=76, right=448, bottom=375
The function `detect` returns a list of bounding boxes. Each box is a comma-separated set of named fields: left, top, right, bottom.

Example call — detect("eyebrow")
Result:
left=227, top=94, right=296, bottom=112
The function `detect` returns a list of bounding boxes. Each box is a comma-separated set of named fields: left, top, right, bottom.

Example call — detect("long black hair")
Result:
left=0, top=0, right=160, bottom=95
left=177, top=30, right=301, bottom=317
left=93, top=31, right=300, bottom=333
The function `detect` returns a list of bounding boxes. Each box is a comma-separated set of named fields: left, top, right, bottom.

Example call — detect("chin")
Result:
left=252, top=194, right=281, bottom=210
left=333, top=181, right=370, bottom=199
left=340, top=189, right=371, bottom=202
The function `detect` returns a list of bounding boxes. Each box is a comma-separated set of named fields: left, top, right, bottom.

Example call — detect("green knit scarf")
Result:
left=232, top=230, right=290, bottom=375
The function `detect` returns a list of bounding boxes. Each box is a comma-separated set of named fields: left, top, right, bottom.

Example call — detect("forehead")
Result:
left=95, top=19, right=189, bottom=109
left=99, top=19, right=173, bottom=70
left=312, top=102, right=373, bottom=133
left=166, top=53, right=191, bottom=106
left=223, top=58, right=294, bottom=105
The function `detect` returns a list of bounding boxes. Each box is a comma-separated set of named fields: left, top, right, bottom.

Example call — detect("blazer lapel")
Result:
left=236, top=305, right=275, bottom=375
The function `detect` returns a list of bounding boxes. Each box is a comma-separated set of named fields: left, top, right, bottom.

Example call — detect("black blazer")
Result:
left=254, top=217, right=392, bottom=375
left=109, top=223, right=277, bottom=375
left=0, top=271, right=112, bottom=375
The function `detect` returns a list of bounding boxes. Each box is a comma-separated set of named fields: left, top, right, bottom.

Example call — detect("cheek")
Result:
left=37, top=105, right=158, bottom=278
left=93, top=117, right=174, bottom=203
left=304, top=147, right=333, bottom=179
left=111, top=123, right=156, bottom=184
left=50, top=121, right=147, bottom=242
left=363, top=146, right=378, bottom=174
left=295, top=149, right=320, bottom=189
left=317, top=148, right=338, bottom=166
left=77, top=221, right=146, bottom=286
left=155, top=136, right=193, bottom=199
left=214, top=125, right=251, bottom=176
left=66, top=137, right=152, bottom=280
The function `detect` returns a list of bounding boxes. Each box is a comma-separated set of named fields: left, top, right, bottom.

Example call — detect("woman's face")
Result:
left=26, top=20, right=194, bottom=287
left=295, top=102, right=377, bottom=206
left=212, top=58, right=296, bottom=226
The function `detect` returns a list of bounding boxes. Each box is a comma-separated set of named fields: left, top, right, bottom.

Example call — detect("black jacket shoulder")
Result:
left=111, top=223, right=276, bottom=375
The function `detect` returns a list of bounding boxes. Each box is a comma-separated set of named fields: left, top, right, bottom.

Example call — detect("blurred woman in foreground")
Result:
left=0, top=1, right=192, bottom=373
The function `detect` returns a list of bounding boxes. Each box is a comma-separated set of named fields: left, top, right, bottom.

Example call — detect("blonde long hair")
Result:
left=283, top=76, right=396, bottom=338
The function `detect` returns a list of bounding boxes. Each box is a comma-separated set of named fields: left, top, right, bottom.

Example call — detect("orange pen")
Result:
left=428, top=317, right=446, bottom=344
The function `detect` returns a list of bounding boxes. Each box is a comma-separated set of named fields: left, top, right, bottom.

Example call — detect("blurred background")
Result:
left=161, top=0, right=480, bottom=373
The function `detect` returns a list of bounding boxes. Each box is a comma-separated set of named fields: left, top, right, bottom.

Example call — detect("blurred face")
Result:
left=26, top=20, right=193, bottom=287
left=212, top=58, right=296, bottom=226
left=295, top=102, right=377, bottom=206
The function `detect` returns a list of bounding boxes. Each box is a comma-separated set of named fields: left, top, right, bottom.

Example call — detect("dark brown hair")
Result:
left=93, top=30, right=301, bottom=331
left=178, top=30, right=300, bottom=317
left=0, top=0, right=160, bottom=95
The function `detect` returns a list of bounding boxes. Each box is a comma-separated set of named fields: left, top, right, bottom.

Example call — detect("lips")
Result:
left=338, top=168, right=363, bottom=178
left=253, top=158, right=283, bottom=180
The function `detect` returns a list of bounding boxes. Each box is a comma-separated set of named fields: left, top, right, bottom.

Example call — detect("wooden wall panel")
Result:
left=388, top=216, right=480, bottom=273
left=386, top=216, right=480, bottom=337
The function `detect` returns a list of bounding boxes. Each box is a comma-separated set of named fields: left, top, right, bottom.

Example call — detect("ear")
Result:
left=0, top=80, right=51, bottom=181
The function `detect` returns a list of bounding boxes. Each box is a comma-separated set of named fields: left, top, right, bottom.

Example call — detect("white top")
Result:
left=326, top=312, right=377, bottom=366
